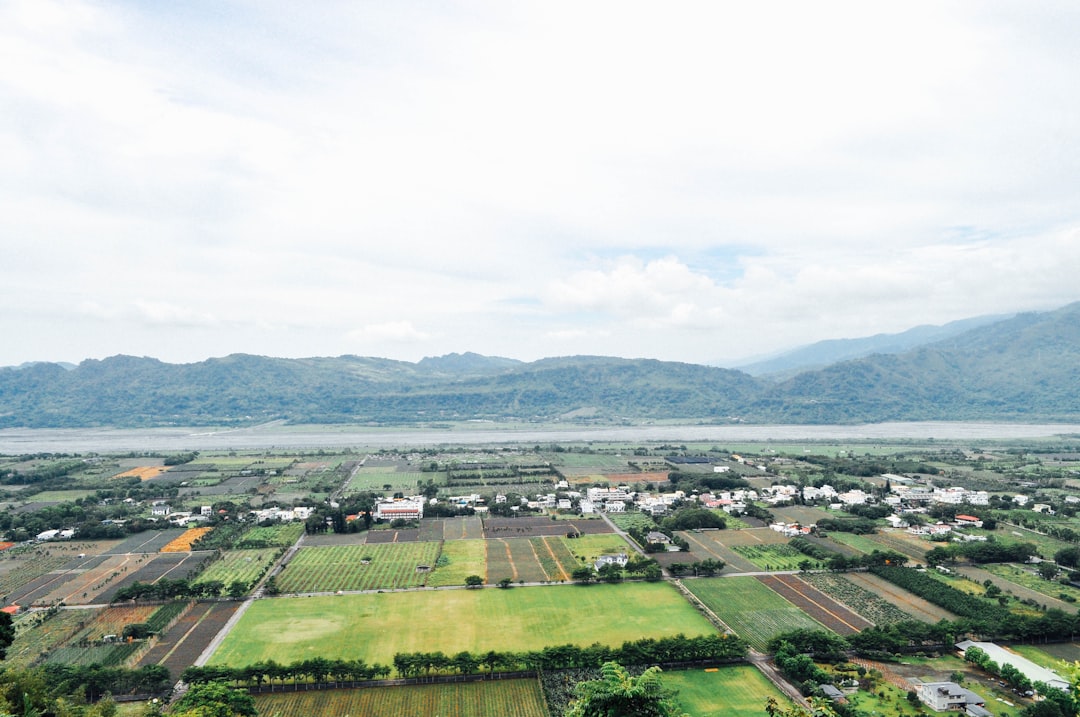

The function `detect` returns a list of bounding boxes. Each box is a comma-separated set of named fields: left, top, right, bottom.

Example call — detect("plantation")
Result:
left=210, top=582, right=715, bottom=668
left=275, top=541, right=441, bottom=593
left=5, top=609, right=90, bottom=667
left=731, top=543, right=814, bottom=570
left=800, top=572, right=912, bottom=625
left=192, top=548, right=281, bottom=593
left=238, top=523, right=304, bottom=548
left=685, top=576, right=828, bottom=651
left=252, top=678, right=547, bottom=717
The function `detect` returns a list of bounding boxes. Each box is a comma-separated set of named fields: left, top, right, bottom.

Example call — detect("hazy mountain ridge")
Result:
left=2, top=303, right=1079, bottom=428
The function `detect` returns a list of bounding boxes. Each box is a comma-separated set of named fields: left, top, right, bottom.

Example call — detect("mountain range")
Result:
left=2, top=302, right=1079, bottom=428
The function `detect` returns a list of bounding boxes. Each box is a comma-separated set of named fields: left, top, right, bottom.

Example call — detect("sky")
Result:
left=3, top=1, right=1080, bottom=369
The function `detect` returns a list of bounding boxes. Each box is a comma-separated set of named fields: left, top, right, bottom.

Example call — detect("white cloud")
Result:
left=1, top=1, right=1079, bottom=367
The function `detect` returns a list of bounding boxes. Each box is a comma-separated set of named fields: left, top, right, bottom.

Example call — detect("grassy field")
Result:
left=427, top=539, right=487, bottom=587
left=564, top=534, right=632, bottom=564
left=209, top=582, right=715, bottom=668
left=665, top=665, right=793, bottom=717
left=193, top=548, right=280, bottom=592
left=684, top=576, right=828, bottom=651
left=239, top=523, right=304, bottom=547
left=253, top=679, right=547, bottom=717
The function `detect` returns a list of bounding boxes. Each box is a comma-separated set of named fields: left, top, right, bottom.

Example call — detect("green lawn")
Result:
left=665, top=665, right=792, bottom=717
left=684, top=576, right=828, bottom=651
left=210, top=582, right=715, bottom=668
left=427, top=539, right=487, bottom=587
left=565, top=534, right=633, bottom=564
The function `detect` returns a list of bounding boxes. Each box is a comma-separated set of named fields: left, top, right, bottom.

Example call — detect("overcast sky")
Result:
left=3, top=1, right=1079, bottom=369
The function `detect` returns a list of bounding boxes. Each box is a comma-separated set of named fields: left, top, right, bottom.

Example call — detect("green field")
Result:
left=427, top=539, right=487, bottom=587
left=684, top=576, right=828, bottom=651
left=276, top=542, right=441, bottom=593
left=665, top=665, right=793, bottom=717
left=731, top=543, right=815, bottom=570
left=253, top=679, right=547, bottom=717
left=239, top=523, right=304, bottom=547
left=564, top=534, right=632, bottom=564
left=193, top=548, right=281, bottom=593
left=210, top=582, right=716, bottom=668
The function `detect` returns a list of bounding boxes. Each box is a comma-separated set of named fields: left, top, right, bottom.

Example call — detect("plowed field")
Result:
left=756, top=574, right=872, bottom=635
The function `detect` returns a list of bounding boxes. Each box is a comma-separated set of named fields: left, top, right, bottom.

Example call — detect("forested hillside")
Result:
left=2, top=303, right=1079, bottom=428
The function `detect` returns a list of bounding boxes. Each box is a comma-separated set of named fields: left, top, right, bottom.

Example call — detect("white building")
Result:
left=916, top=682, right=988, bottom=715
left=956, top=641, right=1069, bottom=691
left=373, top=497, right=425, bottom=521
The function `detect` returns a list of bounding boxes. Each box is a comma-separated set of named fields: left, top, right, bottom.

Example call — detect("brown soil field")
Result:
left=708, top=528, right=789, bottom=547
left=137, top=601, right=240, bottom=681
left=757, top=574, right=873, bottom=635
left=113, top=466, right=170, bottom=481
left=844, top=572, right=957, bottom=623
left=365, top=529, right=421, bottom=544
left=483, top=516, right=613, bottom=538
left=600, top=472, right=670, bottom=484
left=676, top=531, right=755, bottom=572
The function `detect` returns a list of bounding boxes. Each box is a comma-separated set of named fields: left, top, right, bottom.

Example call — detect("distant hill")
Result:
left=735, top=314, right=1010, bottom=377
left=2, top=303, right=1080, bottom=428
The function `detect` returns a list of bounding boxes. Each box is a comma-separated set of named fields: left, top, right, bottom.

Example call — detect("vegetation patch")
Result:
left=427, top=539, right=487, bottom=587
left=685, top=576, right=829, bottom=651
left=664, top=664, right=793, bottom=717
left=275, top=542, right=441, bottom=593
left=209, top=582, right=714, bottom=668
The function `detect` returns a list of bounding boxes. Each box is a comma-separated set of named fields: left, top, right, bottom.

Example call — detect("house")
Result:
left=646, top=531, right=672, bottom=545
left=820, top=685, right=847, bottom=704
left=594, top=553, right=629, bottom=571
left=954, top=515, right=983, bottom=528
left=151, top=503, right=171, bottom=516
left=916, top=681, right=987, bottom=713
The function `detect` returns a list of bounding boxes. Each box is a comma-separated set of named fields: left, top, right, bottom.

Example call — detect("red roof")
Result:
left=955, top=515, right=980, bottom=521
left=1, top=606, right=18, bottom=614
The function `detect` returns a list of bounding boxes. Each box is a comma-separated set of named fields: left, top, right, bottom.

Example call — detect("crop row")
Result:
left=161, top=527, right=214, bottom=553
left=193, top=548, right=281, bottom=590
left=731, top=543, right=812, bottom=570
left=253, top=679, right=548, bottom=717
left=685, top=576, right=827, bottom=651
left=800, top=572, right=912, bottom=625
left=277, top=542, right=441, bottom=593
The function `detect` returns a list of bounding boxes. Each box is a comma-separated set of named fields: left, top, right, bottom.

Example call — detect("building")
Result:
left=594, top=553, right=629, bottom=571
left=373, top=497, right=425, bottom=522
left=955, top=641, right=1069, bottom=691
left=916, top=681, right=987, bottom=713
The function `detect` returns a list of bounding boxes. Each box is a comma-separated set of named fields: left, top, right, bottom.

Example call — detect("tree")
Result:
left=1038, top=562, right=1059, bottom=581
left=572, top=566, right=596, bottom=584
left=0, top=611, right=14, bottom=660
left=497, top=577, right=513, bottom=589
left=464, top=575, right=483, bottom=588
left=171, top=681, right=257, bottom=717
left=567, top=661, right=687, bottom=717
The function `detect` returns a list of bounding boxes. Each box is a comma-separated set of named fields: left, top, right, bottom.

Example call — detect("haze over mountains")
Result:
left=2, top=302, right=1079, bottom=429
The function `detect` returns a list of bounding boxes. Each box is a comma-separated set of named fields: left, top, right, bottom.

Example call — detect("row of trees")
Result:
left=111, top=576, right=243, bottom=602
left=181, top=633, right=747, bottom=688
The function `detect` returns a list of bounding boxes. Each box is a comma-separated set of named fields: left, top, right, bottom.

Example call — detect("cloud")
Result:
left=347, top=321, right=431, bottom=344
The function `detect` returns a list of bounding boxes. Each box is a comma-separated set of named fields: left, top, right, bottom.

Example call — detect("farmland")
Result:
left=732, top=543, right=813, bottom=571
left=756, top=574, right=872, bottom=635
left=427, top=539, right=487, bottom=587
left=664, top=665, right=793, bottom=717
left=161, top=527, right=214, bottom=552
left=253, top=678, right=547, bottom=717
left=209, top=582, right=715, bottom=668
left=684, top=576, right=829, bottom=651
left=275, top=542, right=441, bottom=593
left=192, top=548, right=281, bottom=593
left=800, top=572, right=913, bottom=625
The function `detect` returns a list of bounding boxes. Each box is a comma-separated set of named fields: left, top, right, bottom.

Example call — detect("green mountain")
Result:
left=2, top=302, right=1079, bottom=428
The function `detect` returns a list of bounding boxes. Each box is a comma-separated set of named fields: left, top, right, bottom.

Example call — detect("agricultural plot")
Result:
left=192, top=548, right=281, bottom=593
left=443, top=515, right=485, bottom=540
left=756, top=575, right=872, bottom=635
left=100, top=529, right=189, bottom=555
left=0, top=553, right=74, bottom=605
left=484, top=516, right=614, bottom=538
left=800, top=572, right=913, bottom=625
left=771, top=505, right=834, bottom=526
left=238, top=523, right=304, bottom=548
left=44, top=642, right=140, bottom=667
left=97, top=552, right=212, bottom=603
left=210, top=582, right=715, bottom=668
left=5, top=609, right=91, bottom=668
left=346, top=465, right=433, bottom=493
left=136, top=601, right=240, bottom=681
left=842, top=572, right=957, bottom=623
left=365, top=528, right=421, bottom=544
left=276, top=542, right=441, bottom=593
left=162, top=527, right=214, bottom=552
left=684, top=576, right=829, bottom=651
left=418, top=519, right=444, bottom=541
left=608, top=512, right=659, bottom=534
left=428, top=539, right=487, bottom=587
left=960, top=564, right=1079, bottom=612
left=252, top=679, right=547, bottom=717
left=665, top=665, right=793, bottom=717
left=733, top=543, right=815, bottom=571
left=486, top=537, right=578, bottom=584
left=676, top=532, right=755, bottom=572
left=563, top=534, right=632, bottom=566
left=69, top=605, right=159, bottom=642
